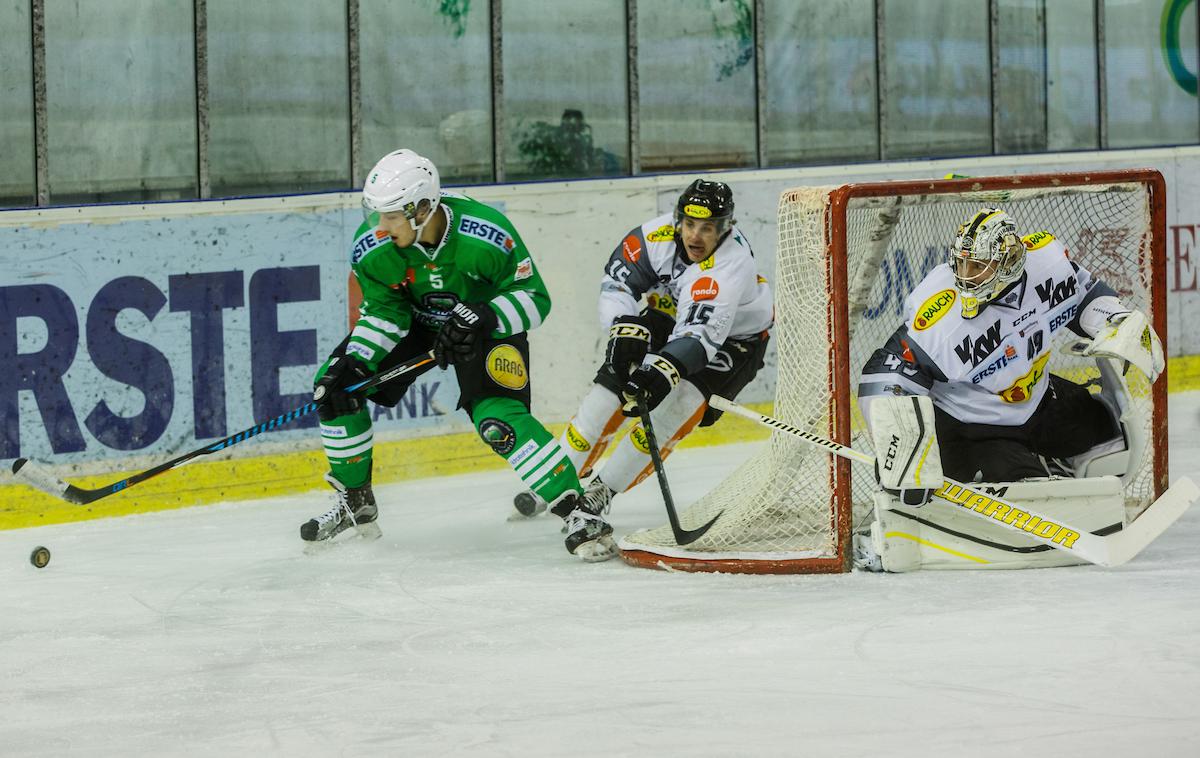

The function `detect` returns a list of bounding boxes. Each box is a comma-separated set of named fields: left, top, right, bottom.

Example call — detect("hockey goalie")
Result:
left=854, top=208, right=1165, bottom=571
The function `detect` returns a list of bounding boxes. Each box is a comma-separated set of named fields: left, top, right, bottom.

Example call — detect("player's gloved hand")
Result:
left=434, top=302, right=498, bottom=369
left=620, top=353, right=682, bottom=416
left=605, top=314, right=653, bottom=378
left=874, top=462, right=936, bottom=507
left=313, top=354, right=372, bottom=421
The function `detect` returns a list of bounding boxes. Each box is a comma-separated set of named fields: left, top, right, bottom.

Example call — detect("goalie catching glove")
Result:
left=621, top=353, right=682, bottom=416
left=606, top=315, right=653, bottom=378
left=434, top=301, right=498, bottom=369
left=1074, top=308, right=1164, bottom=383
left=868, top=394, right=943, bottom=507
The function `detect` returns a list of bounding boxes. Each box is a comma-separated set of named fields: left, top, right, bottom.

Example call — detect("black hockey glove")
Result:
left=621, top=353, right=682, bottom=416
left=605, top=314, right=653, bottom=379
left=313, top=353, right=372, bottom=422
left=874, top=462, right=936, bottom=507
left=434, top=302, right=498, bottom=369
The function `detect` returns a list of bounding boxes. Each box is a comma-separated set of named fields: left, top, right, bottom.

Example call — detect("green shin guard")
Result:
left=471, top=397, right=582, bottom=504
left=320, top=408, right=374, bottom=489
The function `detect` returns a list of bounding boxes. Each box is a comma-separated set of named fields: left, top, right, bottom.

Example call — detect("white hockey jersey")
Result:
left=597, top=213, right=773, bottom=371
left=859, top=232, right=1120, bottom=427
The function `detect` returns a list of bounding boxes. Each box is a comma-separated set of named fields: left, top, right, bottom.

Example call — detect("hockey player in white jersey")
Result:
left=858, top=207, right=1164, bottom=506
left=512, top=180, right=774, bottom=559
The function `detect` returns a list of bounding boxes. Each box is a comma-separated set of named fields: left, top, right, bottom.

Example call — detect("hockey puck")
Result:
left=30, top=546, right=51, bottom=569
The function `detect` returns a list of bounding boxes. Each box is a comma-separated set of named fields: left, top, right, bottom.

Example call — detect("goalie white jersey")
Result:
left=597, top=213, right=773, bottom=364
left=859, top=232, right=1120, bottom=427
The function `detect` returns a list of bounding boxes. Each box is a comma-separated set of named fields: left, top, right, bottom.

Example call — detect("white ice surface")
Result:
left=3, top=394, right=1200, bottom=758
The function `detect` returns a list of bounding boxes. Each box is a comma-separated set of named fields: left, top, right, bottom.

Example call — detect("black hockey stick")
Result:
left=638, top=392, right=722, bottom=545
left=11, top=351, right=438, bottom=505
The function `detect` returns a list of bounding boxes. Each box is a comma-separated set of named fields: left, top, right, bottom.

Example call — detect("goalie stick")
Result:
left=707, top=395, right=1198, bottom=568
left=638, top=393, right=722, bottom=546
left=11, top=351, right=438, bottom=506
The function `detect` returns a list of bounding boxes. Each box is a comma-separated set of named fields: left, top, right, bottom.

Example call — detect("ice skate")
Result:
left=508, top=490, right=547, bottom=521
left=551, top=491, right=616, bottom=562
left=301, top=474, right=381, bottom=552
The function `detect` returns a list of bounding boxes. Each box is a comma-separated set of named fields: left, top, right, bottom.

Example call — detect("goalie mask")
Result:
left=674, top=179, right=735, bottom=238
left=362, top=149, right=441, bottom=235
left=951, top=208, right=1025, bottom=319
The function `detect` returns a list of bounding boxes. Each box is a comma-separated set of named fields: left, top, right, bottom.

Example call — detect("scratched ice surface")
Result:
left=3, top=393, right=1199, bottom=757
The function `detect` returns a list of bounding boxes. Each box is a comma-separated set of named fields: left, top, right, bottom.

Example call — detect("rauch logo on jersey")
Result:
left=912, top=289, right=956, bottom=331
left=691, top=276, right=719, bottom=301
left=646, top=224, right=674, bottom=242
left=460, top=215, right=515, bottom=253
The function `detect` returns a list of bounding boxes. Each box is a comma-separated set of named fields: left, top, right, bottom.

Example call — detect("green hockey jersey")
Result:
left=345, top=192, right=552, bottom=366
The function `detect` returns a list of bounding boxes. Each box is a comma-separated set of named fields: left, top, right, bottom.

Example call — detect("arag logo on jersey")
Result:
left=565, top=423, right=591, bottom=452
left=460, top=215, right=516, bottom=254
left=486, top=344, right=528, bottom=390
left=998, top=352, right=1050, bottom=403
left=622, top=234, right=642, bottom=263
left=912, top=289, right=956, bottom=331
left=691, top=276, right=719, bottom=301
left=646, top=224, right=675, bottom=243
left=1021, top=230, right=1055, bottom=250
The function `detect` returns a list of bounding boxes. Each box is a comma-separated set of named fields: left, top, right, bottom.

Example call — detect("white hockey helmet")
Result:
left=362, top=149, right=441, bottom=233
left=951, top=208, right=1026, bottom=319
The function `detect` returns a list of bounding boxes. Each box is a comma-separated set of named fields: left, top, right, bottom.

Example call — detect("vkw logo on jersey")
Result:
left=1034, top=276, right=1076, bottom=308
left=912, top=289, right=956, bottom=331
left=486, top=344, right=528, bottom=390
left=460, top=215, right=516, bottom=253
left=691, top=276, right=719, bottom=301
left=954, top=320, right=1003, bottom=367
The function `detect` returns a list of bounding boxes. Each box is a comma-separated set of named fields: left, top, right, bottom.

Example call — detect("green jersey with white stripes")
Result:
left=345, top=191, right=552, bottom=366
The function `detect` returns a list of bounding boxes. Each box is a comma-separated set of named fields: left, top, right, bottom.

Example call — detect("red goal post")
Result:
left=618, top=169, right=1168, bottom=574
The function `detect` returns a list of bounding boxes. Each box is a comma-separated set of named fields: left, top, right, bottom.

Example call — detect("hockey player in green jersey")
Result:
left=302, top=148, right=613, bottom=560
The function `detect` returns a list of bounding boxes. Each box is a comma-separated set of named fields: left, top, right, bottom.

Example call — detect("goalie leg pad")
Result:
left=871, top=477, right=1127, bottom=571
left=867, top=395, right=942, bottom=501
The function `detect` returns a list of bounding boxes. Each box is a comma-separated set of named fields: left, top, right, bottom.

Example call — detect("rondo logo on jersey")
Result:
left=912, top=289, right=956, bottom=331
left=691, top=276, right=719, bottom=301
left=1021, top=230, right=1054, bottom=250
left=998, top=352, right=1050, bottom=403
left=622, top=234, right=642, bottom=263
left=460, top=215, right=515, bottom=253
left=683, top=204, right=712, bottom=219
left=647, top=225, right=675, bottom=242
left=565, top=423, right=591, bottom=452
left=486, top=344, right=528, bottom=390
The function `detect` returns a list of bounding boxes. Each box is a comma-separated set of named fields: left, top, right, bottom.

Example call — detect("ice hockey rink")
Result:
left=2, top=392, right=1198, bottom=758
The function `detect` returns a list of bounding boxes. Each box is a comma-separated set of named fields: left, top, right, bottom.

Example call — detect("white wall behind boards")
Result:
left=2, top=147, right=1197, bottom=470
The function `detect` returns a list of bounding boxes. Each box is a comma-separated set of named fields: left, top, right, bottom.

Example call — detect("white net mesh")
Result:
left=619, top=175, right=1161, bottom=572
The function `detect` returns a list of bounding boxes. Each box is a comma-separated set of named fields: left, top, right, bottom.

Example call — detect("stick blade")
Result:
left=1106, top=476, right=1200, bottom=567
left=11, top=457, right=80, bottom=501
left=672, top=510, right=724, bottom=546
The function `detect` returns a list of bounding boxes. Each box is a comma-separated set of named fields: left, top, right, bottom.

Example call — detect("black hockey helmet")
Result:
left=674, top=179, right=735, bottom=236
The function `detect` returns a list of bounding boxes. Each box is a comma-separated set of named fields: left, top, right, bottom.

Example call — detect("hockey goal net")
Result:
left=619, top=170, right=1168, bottom=573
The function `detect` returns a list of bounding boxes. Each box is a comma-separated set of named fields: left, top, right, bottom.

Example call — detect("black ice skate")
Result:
left=509, top=490, right=547, bottom=520
left=550, top=490, right=616, bottom=562
left=301, top=474, right=381, bottom=548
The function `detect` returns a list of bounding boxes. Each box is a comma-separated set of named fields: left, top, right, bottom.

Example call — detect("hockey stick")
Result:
left=708, top=395, right=1199, bottom=568
left=638, top=393, right=722, bottom=545
left=11, top=351, right=438, bottom=506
